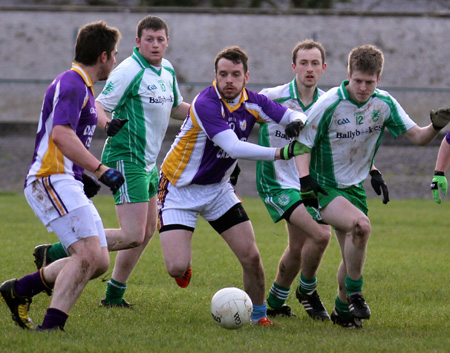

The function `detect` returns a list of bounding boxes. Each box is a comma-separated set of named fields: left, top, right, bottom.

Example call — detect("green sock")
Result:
left=266, top=282, right=290, bottom=309
left=299, top=273, right=317, bottom=294
left=104, top=278, right=127, bottom=304
left=335, top=296, right=352, bottom=319
left=48, top=242, right=69, bottom=262
left=345, top=275, right=363, bottom=295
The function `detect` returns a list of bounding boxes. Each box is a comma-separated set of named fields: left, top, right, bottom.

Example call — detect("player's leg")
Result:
left=102, top=196, right=157, bottom=307
left=3, top=202, right=109, bottom=331
left=159, top=228, right=194, bottom=278
left=330, top=257, right=362, bottom=328
left=266, top=203, right=331, bottom=319
left=38, top=204, right=109, bottom=330
left=101, top=164, right=159, bottom=307
left=285, top=206, right=331, bottom=320
left=209, top=203, right=271, bottom=326
left=321, top=196, right=371, bottom=320
left=220, top=220, right=272, bottom=325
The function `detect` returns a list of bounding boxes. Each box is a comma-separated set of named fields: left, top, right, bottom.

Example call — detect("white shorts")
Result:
left=158, top=176, right=240, bottom=229
left=24, top=175, right=107, bottom=250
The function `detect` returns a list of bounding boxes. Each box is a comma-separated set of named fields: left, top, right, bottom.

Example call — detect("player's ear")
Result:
left=98, top=51, right=108, bottom=64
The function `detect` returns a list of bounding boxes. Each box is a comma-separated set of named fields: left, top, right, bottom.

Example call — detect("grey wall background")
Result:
left=0, top=6, right=449, bottom=198
left=1, top=7, right=450, bottom=125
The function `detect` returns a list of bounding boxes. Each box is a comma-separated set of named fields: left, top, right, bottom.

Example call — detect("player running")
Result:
left=0, top=21, right=123, bottom=331
left=157, top=46, right=307, bottom=326
left=293, top=44, right=450, bottom=328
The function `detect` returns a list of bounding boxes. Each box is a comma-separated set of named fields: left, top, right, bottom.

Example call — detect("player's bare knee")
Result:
left=240, top=250, right=262, bottom=272
left=315, top=228, right=332, bottom=249
left=353, top=216, right=371, bottom=240
left=166, top=263, right=188, bottom=278
left=95, top=254, right=110, bottom=276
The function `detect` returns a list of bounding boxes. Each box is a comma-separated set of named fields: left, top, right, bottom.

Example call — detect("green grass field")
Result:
left=0, top=193, right=449, bottom=352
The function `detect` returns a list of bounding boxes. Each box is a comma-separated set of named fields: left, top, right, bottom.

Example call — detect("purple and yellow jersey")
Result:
left=161, top=83, right=290, bottom=186
left=25, top=63, right=97, bottom=187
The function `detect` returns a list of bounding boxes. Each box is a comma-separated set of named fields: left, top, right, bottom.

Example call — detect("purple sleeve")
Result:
left=446, top=130, right=450, bottom=145
left=248, top=90, right=289, bottom=124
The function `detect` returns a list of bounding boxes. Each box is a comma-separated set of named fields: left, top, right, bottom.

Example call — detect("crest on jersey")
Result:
left=101, top=82, right=115, bottom=95
left=278, top=194, right=290, bottom=206
left=371, top=110, right=380, bottom=122
left=239, top=120, right=247, bottom=131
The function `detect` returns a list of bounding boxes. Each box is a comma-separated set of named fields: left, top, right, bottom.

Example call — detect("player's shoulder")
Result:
left=373, top=87, right=394, bottom=100
left=259, top=82, right=290, bottom=100
left=57, top=70, right=88, bottom=95
left=193, top=85, right=220, bottom=109
left=315, top=86, right=340, bottom=105
left=161, top=58, right=174, bottom=69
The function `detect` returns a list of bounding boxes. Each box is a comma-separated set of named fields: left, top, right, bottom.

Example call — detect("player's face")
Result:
left=136, top=28, right=169, bottom=66
left=346, top=70, right=381, bottom=104
left=292, top=48, right=326, bottom=89
left=215, top=58, right=249, bottom=100
left=99, top=47, right=118, bottom=81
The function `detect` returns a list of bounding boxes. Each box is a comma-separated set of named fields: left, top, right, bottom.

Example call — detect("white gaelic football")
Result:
left=211, top=287, right=253, bottom=330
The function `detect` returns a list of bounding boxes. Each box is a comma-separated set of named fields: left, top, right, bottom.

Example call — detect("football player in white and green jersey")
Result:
left=96, top=16, right=190, bottom=307
left=294, top=44, right=450, bottom=328
left=257, top=40, right=332, bottom=321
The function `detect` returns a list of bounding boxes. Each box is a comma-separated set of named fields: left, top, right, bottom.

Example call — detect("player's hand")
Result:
left=299, top=175, right=328, bottom=208
left=230, top=164, right=241, bottom=186
left=430, top=107, right=450, bottom=130
left=106, top=119, right=128, bottom=136
left=82, top=173, right=101, bottom=198
left=431, top=171, right=447, bottom=204
left=370, top=169, right=389, bottom=204
left=285, top=119, right=304, bottom=138
left=279, top=140, right=305, bottom=160
left=95, top=165, right=125, bottom=195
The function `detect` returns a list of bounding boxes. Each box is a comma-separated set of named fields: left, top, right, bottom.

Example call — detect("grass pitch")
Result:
left=0, top=193, right=449, bottom=352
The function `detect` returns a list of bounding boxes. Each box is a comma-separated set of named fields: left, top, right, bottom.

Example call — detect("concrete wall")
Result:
left=1, top=7, right=450, bottom=125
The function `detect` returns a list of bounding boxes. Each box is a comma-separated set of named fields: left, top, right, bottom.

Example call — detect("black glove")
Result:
left=106, top=119, right=128, bottom=137
left=299, top=175, right=328, bottom=208
left=285, top=120, right=304, bottom=138
left=82, top=173, right=101, bottom=198
left=370, top=169, right=389, bottom=204
left=98, top=168, right=125, bottom=195
left=430, top=107, right=450, bottom=130
left=230, top=164, right=241, bottom=186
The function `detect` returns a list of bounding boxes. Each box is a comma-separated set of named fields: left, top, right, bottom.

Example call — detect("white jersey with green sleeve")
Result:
left=256, top=79, right=325, bottom=194
left=298, top=80, right=416, bottom=189
left=97, top=47, right=183, bottom=172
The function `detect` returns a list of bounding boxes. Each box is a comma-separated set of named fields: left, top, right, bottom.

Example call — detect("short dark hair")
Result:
left=136, top=15, right=169, bottom=39
left=214, top=46, right=249, bottom=73
left=348, top=44, right=384, bottom=77
left=74, top=21, right=121, bottom=66
left=292, top=39, right=326, bottom=65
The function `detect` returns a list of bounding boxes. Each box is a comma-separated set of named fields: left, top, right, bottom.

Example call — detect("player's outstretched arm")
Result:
left=404, top=108, right=450, bottom=146
left=431, top=136, right=450, bottom=203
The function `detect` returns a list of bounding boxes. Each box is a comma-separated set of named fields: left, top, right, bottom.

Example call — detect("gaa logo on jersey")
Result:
left=239, top=120, right=247, bottom=131
left=278, top=194, right=290, bottom=206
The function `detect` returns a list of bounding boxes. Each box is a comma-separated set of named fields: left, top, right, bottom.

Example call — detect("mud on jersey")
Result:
left=257, top=79, right=325, bottom=193
left=298, top=80, right=416, bottom=188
